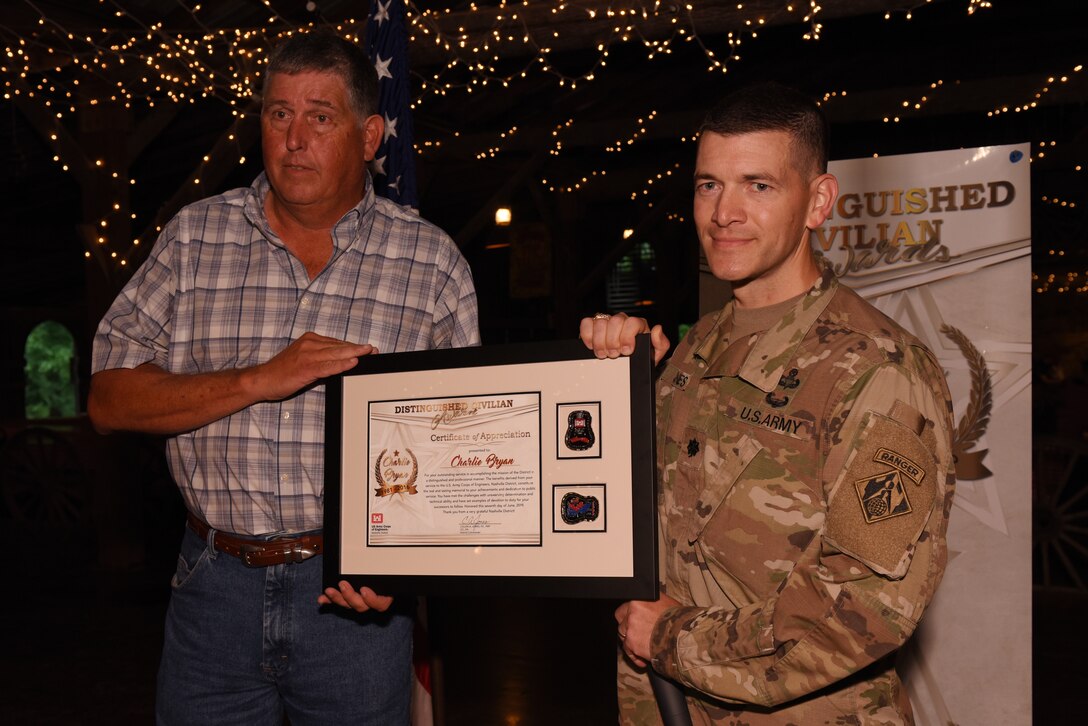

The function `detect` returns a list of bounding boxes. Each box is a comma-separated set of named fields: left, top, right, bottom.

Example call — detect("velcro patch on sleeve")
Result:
left=825, top=404, right=938, bottom=579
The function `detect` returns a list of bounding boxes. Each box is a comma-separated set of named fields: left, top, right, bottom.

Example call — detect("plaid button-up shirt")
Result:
left=93, top=173, right=479, bottom=535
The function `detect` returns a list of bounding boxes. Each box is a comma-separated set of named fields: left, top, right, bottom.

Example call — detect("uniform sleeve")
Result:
left=91, top=221, right=179, bottom=373
left=431, top=241, right=480, bottom=349
left=648, top=345, right=955, bottom=708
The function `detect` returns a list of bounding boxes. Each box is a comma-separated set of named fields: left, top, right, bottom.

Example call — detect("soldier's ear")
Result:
left=807, top=173, right=838, bottom=229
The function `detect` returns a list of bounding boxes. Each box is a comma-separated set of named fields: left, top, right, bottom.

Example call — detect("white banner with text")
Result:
left=820, top=144, right=1032, bottom=725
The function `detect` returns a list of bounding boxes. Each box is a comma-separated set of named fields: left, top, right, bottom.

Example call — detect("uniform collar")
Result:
left=694, top=261, right=839, bottom=393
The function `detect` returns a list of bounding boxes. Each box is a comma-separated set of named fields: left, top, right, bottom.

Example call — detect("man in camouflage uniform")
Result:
left=581, top=83, right=955, bottom=724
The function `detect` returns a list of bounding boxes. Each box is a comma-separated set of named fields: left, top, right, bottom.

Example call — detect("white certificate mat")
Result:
left=324, top=337, right=657, bottom=599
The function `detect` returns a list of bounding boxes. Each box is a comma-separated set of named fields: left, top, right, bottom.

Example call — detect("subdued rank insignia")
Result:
left=854, top=470, right=912, bottom=523
left=673, top=371, right=690, bottom=389
left=687, top=438, right=700, bottom=457
left=564, top=410, right=596, bottom=451
left=560, top=492, right=599, bottom=524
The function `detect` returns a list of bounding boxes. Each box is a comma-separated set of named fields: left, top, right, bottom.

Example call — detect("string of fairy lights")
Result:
left=0, top=0, right=1081, bottom=288
left=402, top=0, right=784, bottom=100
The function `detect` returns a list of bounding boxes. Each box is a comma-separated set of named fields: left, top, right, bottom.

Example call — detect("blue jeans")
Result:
left=156, top=526, right=412, bottom=725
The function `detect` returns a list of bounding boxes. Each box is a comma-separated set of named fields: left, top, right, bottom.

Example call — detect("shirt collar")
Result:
left=243, top=171, right=376, bottom=253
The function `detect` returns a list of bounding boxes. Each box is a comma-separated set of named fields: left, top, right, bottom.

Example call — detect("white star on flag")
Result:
left=374, top=0, right=392, bottom=25
left=365, top=0, right=417, bottom=207
left=374, top=54, right=393, bottom=81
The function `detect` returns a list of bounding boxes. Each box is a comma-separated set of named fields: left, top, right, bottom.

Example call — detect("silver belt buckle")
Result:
left=239, top=540, right=316, bottom=566
left=283, top=543, right=317, bottom=564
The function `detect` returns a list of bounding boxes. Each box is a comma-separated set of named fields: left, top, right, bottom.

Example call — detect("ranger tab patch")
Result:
left=873, top=447, right=925, bottom=484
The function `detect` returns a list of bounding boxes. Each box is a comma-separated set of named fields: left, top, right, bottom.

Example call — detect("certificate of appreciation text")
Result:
left=367, top=392, right=542, bottom=546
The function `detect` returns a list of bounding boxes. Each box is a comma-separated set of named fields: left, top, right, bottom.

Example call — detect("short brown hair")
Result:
left=699, top=82, right=829, bottom=176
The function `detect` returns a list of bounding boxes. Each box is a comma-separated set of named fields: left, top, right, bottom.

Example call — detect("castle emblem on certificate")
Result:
left=366, top=392, right=542, bottom=546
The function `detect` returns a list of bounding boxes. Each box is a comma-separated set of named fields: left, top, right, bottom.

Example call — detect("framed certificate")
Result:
left=323, top=335, right=657, bottom=599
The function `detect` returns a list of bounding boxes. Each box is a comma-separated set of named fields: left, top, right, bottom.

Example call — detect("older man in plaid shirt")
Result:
left=89, top=30, right=478, bottom=725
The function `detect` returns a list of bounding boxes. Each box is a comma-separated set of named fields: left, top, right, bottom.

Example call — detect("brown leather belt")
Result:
left=186, top=512, right=323, bottom=567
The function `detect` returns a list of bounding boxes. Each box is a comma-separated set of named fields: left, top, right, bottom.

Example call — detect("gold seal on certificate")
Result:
left=373, top=448, right=419, bottom=497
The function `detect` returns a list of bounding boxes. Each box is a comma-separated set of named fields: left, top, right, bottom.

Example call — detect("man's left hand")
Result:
left=579, top=312, right=671, bottom=364
left=318, top=580, right=394, bottom=613
left=616, top=594, right=681, bottom=666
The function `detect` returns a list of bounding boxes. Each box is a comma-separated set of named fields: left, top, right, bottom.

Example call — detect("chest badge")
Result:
left=686, top=438, right=700, bottom=457
left=672, top=371, right=690, bottom=389
left=765, top=368, right=801, bottom=408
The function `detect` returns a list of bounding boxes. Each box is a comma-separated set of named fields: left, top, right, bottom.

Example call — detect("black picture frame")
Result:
left=323, top=335, right=657, bottom=599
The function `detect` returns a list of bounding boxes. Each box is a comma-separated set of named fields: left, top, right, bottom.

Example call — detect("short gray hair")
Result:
left=264, top=29, right=379, bottom=119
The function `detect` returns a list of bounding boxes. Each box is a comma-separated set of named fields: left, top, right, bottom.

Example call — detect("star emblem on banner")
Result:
left=871, top=284, right=1031, bottom=536
left=374, top=54, right=393, bottom=81
left=371, top=155, right=387, bottom=177
left=384, top=113, right=398, bottom=142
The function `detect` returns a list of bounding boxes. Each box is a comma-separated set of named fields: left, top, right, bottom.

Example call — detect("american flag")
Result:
left=365, top=0, right=418, bottom=209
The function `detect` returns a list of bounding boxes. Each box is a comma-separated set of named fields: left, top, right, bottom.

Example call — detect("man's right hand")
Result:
left=245, top=332, right=375, bottom=402
left=579, top=312, right=671, bottom=364
left=90, top=331, right=377, bottom=436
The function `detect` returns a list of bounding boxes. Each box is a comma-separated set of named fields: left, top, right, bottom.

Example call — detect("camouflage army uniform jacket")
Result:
left=620, top=266, right=956, bottom=725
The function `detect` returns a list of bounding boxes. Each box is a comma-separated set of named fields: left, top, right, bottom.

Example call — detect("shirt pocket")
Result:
left=694, top=441, right=825, bottom=599
left=665, top=428, right=763, bottom=555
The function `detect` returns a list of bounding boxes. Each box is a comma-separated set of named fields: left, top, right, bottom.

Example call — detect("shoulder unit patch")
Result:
left=855, top=470, right=912, bottom=523
left=854, top=447, right=927, bottom=523
left=826, top=404, right=939, bottom=579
